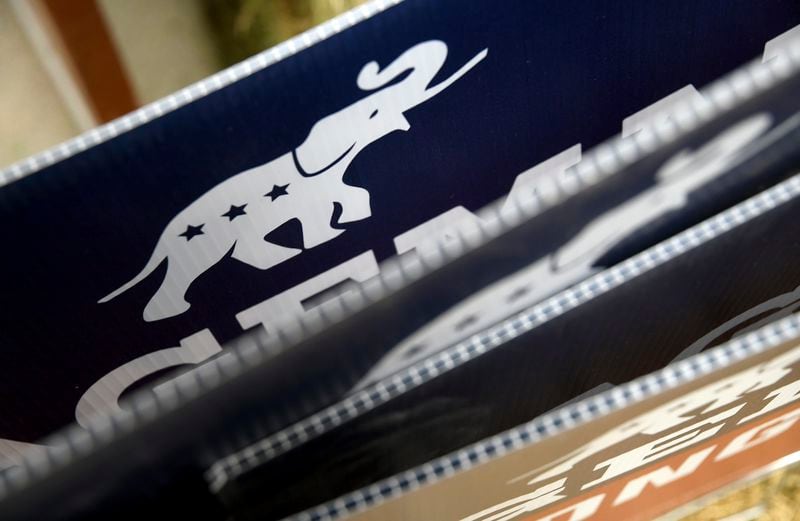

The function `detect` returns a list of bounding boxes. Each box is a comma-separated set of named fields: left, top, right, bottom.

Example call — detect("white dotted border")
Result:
left=0, top=0, right=404, bottom=188
left=286, top=310, right=800, bottom=521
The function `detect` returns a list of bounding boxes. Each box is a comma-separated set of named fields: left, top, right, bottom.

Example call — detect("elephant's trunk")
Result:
left=357, top=40, right=449, bottom=94
left=357, top=41, right=488, bottom=111
left=416, top=47, right=488, bottom=104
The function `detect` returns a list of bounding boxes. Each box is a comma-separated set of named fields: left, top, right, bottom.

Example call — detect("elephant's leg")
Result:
left=143, top=242, right=226, bottom=321
left=335, top=185, right=372, bottom=224
left=232, top=232, right=301, bottom=270
left=296, top=184, right=368, bottom=249
left=143, top=261, right=200, bottom=321
left=299, top=212, right=345, bottom=249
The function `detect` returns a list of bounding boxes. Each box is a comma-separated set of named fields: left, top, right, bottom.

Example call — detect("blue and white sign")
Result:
left=0, top=0, right=798, bottom=459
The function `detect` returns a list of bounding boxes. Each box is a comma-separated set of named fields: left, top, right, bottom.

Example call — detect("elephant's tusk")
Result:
left=419, top=48, right=488, bottom=104
left=293, top=141, right=356, bottom=178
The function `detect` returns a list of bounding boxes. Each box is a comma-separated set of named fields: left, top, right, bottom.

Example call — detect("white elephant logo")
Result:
left=98, top=41, right=488, bottom=321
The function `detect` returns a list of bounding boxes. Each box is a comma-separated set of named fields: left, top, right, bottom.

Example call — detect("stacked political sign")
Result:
left=1, top=1, right=800, bottom=520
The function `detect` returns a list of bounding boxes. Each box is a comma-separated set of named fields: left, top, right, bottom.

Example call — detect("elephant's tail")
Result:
left=97, top=247, right=166, bottom=304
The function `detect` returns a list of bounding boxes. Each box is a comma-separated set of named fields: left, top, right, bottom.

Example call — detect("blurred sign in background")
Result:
left=0, top=0, right=365, bottom=168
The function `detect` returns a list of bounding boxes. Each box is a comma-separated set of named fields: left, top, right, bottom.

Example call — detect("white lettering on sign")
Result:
left=393, top=206, right=484, bottom=258
left=500, top=144, right=583, bottom=213
left=459, top=344, right=800, bottom=521
left=763, top=24, right=800, bottom=62
left=236, top=251, right=379, bottom=335
left=738, top=379, right=800, bottom=425
left=612, top=446, right=715, bottom=506
left=717, top=406, right=800, bottom=461
left=0, top=438, right=48, bottom=472
left=535, top=495, right=605, bottom=521
left=461, top=479, right=567, bottom=521
left=74, top=329, right=223, bottom=428
left=582, top=409, right=739, bottom=490
left=621, top=85, right=703, bottom=138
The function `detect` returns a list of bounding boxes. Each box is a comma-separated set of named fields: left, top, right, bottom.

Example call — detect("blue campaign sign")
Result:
left=0, top=0, right=798, bottom=450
